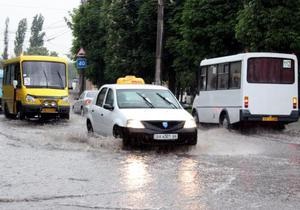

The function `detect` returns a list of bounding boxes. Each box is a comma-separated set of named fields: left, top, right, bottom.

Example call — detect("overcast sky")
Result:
left=0, top=0, right=80, bottom=59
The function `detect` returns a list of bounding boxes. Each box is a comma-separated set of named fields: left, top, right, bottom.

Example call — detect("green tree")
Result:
left=2, top=17, right=9, bottom=59
left=167, top=0, right=243, bottom=92
left=236, top=0, right=300, bottom=53
left=104, top=0, right=156, bottom=83
left=69, top=0, right=107, bottom=86
left=50, top=51, right=58, bottom=56
left=27, top=14, right=48, bottom=55
left=14, top=18, right=28, bottom=56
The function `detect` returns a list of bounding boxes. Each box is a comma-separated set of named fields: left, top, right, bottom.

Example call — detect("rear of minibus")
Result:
left=240, top=53, right=298, bottom=124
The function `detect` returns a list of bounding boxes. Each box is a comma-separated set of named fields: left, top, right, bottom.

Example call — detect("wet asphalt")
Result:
left=0, top=113, right=299, bottom=210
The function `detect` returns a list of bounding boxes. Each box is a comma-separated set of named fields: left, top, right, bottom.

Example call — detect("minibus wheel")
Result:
left=4, top=103, right=15, bottom=119
left=17, top=103, right=26, bottom=120
left=219, top=113, right=231, bottom=129
left=192, top=110, right=199, bottom=124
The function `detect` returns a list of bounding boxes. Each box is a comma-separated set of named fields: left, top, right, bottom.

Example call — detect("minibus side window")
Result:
left=207, top=65, right=217, bottom=91
left=9, top=64, right=15, bottom=85
left=15, top=63, right=21, bottom=88
left=3, top=66, right=9, bottom=85
left=229, top=62, right=241, bottom=89
left=217, top=63, right=229, bottom=90
left=199, top=67, right=207, bottom=91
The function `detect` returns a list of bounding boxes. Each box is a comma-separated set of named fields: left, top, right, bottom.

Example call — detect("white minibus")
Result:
left=192, top=52, right=298, bottom=128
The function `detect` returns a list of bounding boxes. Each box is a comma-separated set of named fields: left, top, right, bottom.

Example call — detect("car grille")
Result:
left=142, top=121, right=185, bottom=132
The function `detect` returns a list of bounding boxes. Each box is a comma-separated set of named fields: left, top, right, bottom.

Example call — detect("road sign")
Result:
left=76, top=57, right=87, bottom=69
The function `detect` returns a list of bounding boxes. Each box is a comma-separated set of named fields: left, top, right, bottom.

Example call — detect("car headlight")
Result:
left=62, top=96, right=69, bottom=103
left=126, top=119, right=145, bottom=129
left=184, top=119, right=197, bottom=128
left=26, top=95, right=35, bottom=103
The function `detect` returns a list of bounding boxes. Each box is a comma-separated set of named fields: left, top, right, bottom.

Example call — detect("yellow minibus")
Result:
left=2, top=55, right=70, bottom=119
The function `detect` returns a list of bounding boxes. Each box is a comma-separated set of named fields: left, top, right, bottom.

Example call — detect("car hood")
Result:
left=120, top=108, right=193, bottom=121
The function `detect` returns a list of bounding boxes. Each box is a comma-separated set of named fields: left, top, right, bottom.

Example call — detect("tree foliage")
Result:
left=27, top=14, right=47, bottom=55
left=236, top=0, right=300, bottom=53
left=14, top=18, right=28, bottom=56
left=2, top=17, right=9, bottom=59
left=69, top=0, right=300, bottom=90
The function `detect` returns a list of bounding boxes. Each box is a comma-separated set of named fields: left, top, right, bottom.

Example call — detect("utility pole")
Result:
left=155, top=0, right=164, bottom=85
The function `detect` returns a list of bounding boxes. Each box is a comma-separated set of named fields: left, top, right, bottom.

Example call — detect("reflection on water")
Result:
left=124, top=156, right=150, bottom=188
left=178, top=158, right=201, bottom=197
left=177, top=158, right=207, bottom=210
left=119, top=155, right=152, bottom=205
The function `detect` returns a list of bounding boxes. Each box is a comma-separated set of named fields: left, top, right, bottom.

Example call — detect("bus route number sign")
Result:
left=76, top=58, right=87, bottom=69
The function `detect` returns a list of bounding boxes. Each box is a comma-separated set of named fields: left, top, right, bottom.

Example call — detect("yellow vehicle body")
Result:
left=2, top=55, right=70, bottom=119
left=116, top=75, right=145, bottom=85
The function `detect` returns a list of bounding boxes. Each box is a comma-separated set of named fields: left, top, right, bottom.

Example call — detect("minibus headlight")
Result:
left=26, top=95, right=35, bottom=103
left=62, top=96, right=69, bottom=103
left=126, top=119, right=145, bottom=129
left=184, top=119, right=197, bottom=128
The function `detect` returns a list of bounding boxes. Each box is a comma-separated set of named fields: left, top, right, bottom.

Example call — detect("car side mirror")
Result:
left=103, top=104, right=114, bottom=111
left=13, top=80, right=18, bottom=89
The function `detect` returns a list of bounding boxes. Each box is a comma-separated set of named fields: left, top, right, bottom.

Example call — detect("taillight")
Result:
left=84, top=99, right=92, bottom=105
left=293, top=97, right=297, bottom=109
left=244, top=96, right=249, bottom=108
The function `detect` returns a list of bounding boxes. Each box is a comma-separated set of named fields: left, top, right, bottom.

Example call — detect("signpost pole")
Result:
left=76, top=48, right=87, bottom=96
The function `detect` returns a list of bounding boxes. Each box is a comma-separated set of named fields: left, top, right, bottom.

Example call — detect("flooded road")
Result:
left=0, top=113, right=299, bottom=209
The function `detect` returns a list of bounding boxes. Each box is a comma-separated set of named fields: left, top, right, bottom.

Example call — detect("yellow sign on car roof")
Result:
left=116, top=75, right=145, bottom=85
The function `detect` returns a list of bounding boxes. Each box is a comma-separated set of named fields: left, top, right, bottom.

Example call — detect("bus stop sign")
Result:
left=76, top=57, right=87, bottom=69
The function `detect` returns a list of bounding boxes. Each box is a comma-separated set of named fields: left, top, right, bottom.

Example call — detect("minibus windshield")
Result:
left=22, top=61, right=66, bottom=89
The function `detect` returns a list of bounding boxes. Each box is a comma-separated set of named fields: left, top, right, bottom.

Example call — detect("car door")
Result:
left=90, top=87, right=107, bottom=134
left=74, top=91, right=85, bottom=113
left=101, top=88, right=116, bottom=135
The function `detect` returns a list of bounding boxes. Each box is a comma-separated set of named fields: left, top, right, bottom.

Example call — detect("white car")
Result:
left=72, top=90, right=98, bottom=115
left=86, top=84, right=197, bottom=146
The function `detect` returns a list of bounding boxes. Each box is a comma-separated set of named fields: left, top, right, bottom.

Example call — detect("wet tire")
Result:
left=60, top=113, right=70, bottom=120
left=220, top=113, right=231, bottom=130
left=113, top=125, right=122, bottom=138
left=4, top=103, right=16, bottom=119
left=18, top=104, right=26, bottom=120
left=192, top=110, right=199, bottom=124
left=188, top=137, right=197, bottom=145
left=87, top=120, right=94, bottom=133
left=122, top=136, right=131, bottom=147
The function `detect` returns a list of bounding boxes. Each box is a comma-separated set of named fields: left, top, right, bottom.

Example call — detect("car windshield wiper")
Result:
left=136, top=92, right=154, bottom=108
left=56, top=71, right=64, bottom=88
left=156, top=93, right=177, bottom=109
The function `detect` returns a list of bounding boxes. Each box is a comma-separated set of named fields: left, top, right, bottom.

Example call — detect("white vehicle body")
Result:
left=192, top=52, right=299, bottom=126
left=72, top=90, right=97, bottom=115
left=86, top=84, right=197, bottom=145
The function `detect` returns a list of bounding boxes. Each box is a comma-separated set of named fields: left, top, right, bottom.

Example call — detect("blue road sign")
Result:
left=76, top=57, right=87, bottom=69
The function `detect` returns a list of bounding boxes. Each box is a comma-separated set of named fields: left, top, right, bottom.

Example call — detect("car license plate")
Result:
left=154, top=133, right=178, bottom=140
left=41, top=108, right=57, bottom=113
left=262, top=116, right=278, bottom=121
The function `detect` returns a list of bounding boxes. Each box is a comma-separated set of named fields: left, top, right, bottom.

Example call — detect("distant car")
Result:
left=86, top=83, right=198, bottom=146
left=0, top=68, right=3, bottom=111
left=72, top=90, right=97, bottom=115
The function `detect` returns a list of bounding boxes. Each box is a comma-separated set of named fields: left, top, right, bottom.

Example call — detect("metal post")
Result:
left=155, top=0, right=164, bottom=85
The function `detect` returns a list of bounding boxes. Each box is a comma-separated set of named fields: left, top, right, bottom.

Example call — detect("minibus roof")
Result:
left=4, top=55, right=67, bottom=65
left=200, top=52, right=297, bottom=66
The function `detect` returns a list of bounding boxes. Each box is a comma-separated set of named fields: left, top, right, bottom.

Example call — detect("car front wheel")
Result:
left=87, top=120, right=94, bottom=133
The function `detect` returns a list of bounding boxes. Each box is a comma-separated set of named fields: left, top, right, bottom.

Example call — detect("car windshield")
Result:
left=116, top=89, right=181, bottom=109
left=22, top=61, right=66, bottom=89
